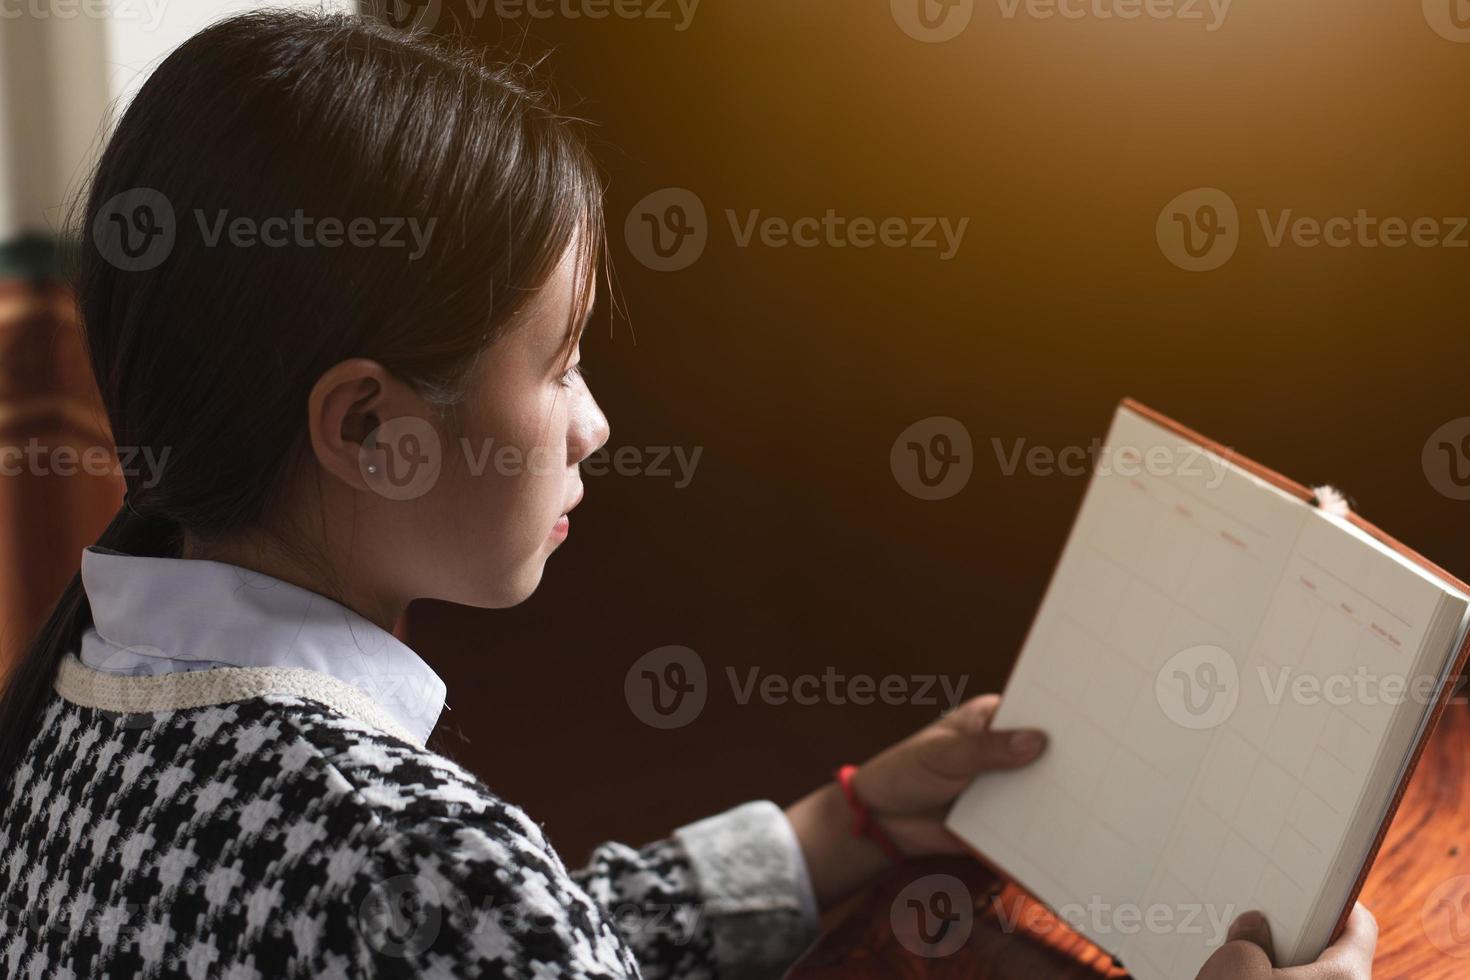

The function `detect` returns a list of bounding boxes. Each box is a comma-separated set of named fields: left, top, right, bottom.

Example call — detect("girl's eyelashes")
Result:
left=558, top=362, right=584, bottom=388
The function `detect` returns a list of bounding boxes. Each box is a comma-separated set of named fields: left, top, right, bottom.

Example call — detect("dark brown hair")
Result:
left=0, top=10, right=606, bottom=775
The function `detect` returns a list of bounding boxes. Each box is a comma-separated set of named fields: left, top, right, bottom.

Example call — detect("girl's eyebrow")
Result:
left=563, top=302, right=596, bottom=357
left=543, top=312, right=589, bottom=371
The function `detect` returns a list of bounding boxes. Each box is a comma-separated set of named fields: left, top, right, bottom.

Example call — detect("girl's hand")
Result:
left=1194, top=905, right=1377, bottom=980
left=785, top=694, right=1047, bottom=910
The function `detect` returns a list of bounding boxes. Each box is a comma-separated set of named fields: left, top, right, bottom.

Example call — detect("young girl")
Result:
left=0, top=11, right=1374, bottom=979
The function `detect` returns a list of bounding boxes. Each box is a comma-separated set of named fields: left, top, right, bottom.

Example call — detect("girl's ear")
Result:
left=306, top=358, right=424, bottom=495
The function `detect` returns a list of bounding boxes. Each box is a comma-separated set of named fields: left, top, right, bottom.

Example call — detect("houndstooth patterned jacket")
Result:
left=0, top=655, right=819, bottom=979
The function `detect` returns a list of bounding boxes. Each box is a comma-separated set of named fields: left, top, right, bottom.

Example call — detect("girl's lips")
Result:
left=552, top=488, right=581, bottom=542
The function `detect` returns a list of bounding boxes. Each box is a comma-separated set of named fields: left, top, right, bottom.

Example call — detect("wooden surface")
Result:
left=788, top=700, right=1470, bottom=979
left=1359, top=698, right=1470, bottom=977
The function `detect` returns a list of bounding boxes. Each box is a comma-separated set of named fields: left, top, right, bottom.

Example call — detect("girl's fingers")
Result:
left=854, top=693, right=1047, bottom=815
left=998, top=729, right=1048, bottom=764
left=1225, top=910, right=1275, bottom=961
left=927, top=696, right=1047, bottom=774
left=1194, top=912, right=1276, bottom=979
left=944, top=694, right=1002, bottom=734
left=934, top=730, right=1047, bottom=773
left=1312, top=902, right=1377, bottom=977
left=1194, top=939, right=1274, bottom=979
left=1267, top=903, right=1375, bottom=980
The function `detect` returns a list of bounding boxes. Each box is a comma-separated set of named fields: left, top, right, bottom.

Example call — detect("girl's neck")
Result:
left=180, top=531, right=407, bottom=633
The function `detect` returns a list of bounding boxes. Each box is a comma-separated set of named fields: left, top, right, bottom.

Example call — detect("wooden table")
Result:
left=788, top=701, right=1470, bottom=979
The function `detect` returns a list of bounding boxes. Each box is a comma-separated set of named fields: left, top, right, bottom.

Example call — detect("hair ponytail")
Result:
left=0, top=502, right=179, bottom=774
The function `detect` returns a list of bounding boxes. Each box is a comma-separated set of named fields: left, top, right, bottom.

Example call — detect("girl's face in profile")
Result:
left=397, top=239, right=609, bottom=609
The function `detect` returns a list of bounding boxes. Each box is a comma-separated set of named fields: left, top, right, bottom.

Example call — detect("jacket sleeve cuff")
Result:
left=672, top=800, right=821, bottom=979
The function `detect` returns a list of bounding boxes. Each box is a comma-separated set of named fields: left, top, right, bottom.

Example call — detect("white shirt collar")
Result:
left=77, top=545, right=446, bottom=744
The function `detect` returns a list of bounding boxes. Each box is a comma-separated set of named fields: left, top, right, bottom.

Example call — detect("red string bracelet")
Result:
left=835, top=765, right=904, bottom=865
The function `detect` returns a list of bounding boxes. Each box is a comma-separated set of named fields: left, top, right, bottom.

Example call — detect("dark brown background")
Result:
left=405, top=0, right=1470, bottom=860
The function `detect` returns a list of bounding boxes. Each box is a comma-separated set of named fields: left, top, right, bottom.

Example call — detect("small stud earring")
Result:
left=367, top=464, right=378, bottom=474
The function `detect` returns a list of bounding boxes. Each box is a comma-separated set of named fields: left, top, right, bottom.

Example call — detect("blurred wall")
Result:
left=0, top=2, right=359, bottom=667
left=403, top=0, right=1470, bottom=859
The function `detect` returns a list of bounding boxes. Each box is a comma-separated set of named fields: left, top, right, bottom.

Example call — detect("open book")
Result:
left=945, top=399, right=1470, bottom=980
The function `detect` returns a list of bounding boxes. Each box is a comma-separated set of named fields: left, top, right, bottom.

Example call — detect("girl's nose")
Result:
left=570, top=394, right=610, bottom=465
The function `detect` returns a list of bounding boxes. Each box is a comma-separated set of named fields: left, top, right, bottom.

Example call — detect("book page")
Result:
left=945, top=405, right=1459, bottom=980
